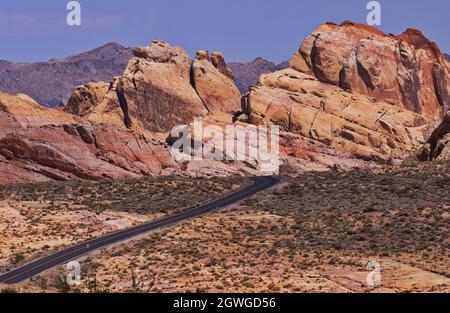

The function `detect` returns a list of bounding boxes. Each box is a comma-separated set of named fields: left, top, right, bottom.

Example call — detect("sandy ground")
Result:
left=1, top=163, right=448, bottom=293
left=0, top=177, right=247, bottom=281
left=10, top=207, right=448, bottom=293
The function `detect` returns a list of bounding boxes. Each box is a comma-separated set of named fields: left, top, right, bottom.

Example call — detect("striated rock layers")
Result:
left=242, top=68, right=430, bottom=164
left=0, top=92, right=178, bottom=184
left=289, top=21, right=450, bottom=117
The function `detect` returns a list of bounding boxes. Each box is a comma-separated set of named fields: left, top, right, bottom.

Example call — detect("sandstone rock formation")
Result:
left=2, top=24, right=447, bottom=185
left=65, top=79, right=134, bottom=133
left=64, top=82, right=109, bottom=117
left=0, top=124, right=177, bottom=184
left=242, top=69, right=430, bottom=163
left=289, top=21, right=450, bottom=117
left=191, top=51, right=242, bottom=114
left=417, top=112, right=450, bottom=161
left=0, top=92, right=79, bottom=127
left=0, top=91, right=272, bottom=184
left=116, top=40, right=210, bottom=133
left=66, top=41, right=242, bottom=134
left=65, top=41, right=209, bottom=134
left=0, top=92, right=178, bottom=184
left=209, top=52, right=235, bottom=80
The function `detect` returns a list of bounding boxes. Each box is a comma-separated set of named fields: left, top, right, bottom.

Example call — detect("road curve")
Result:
left=0, top=176, right=280, bottom=284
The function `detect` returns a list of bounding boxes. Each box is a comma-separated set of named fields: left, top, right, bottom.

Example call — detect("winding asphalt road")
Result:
left=0, top=176, right=280, bottom=284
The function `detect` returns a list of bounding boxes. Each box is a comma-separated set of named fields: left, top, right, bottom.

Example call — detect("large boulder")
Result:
left=64, top=82, right=109, bottom=116
left=65, top=79, right=134, bottom=132
left=191, top=51, right=241, bottom=114
left=121, top=40, right=208, bottom=133
left=290, top=21, right=450, bottom=117
left=210, top=51, right=235, bottom=81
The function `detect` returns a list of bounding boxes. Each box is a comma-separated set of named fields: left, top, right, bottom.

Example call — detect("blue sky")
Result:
left=0, top=0, right=449, bottom=63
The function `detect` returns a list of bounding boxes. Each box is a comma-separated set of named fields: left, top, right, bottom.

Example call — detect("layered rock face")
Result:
left=0, top=92, right=178, bottom=184
left=120, top=41, right=209, bottom=132
left=0, top=92, right=79, bottom=128
left=289, top=21, right=450, bottom=117
left=66, top=41, right=241, bottom=134
left=243, top=68, right=430, bottom=163
left=0, top=41, right=266, bottom=185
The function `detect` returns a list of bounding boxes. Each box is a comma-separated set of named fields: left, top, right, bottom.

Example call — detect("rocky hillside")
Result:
left=0, top=22, right=449, bottom=185
left=0, top=43, right=132, bottom=108
left=0, top=92, right=177, bottom=184
left=0, top=41, right=265, bottom=184
left=229, top=58, right=288, bottom=93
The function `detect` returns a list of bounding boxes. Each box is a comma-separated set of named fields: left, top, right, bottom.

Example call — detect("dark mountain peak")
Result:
left=229, top=57, right=288, bottom=93
left=252, top=56, right=271, bottom=63
left=0, top=42, right=290, bottom=105
left=0, top=43, right=132, bottom=107
left=62, top=42, right=131, bottom=63
left=101, top=42, right=126, bottom=49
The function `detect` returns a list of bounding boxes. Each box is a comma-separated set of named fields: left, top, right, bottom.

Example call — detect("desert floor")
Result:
left=1, top=162, right=449, bottom=293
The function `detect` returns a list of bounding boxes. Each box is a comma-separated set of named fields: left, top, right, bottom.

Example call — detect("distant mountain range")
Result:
left=229, top=58, right=288, bottom=93
left=0, top=43, right=132, bottom=107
